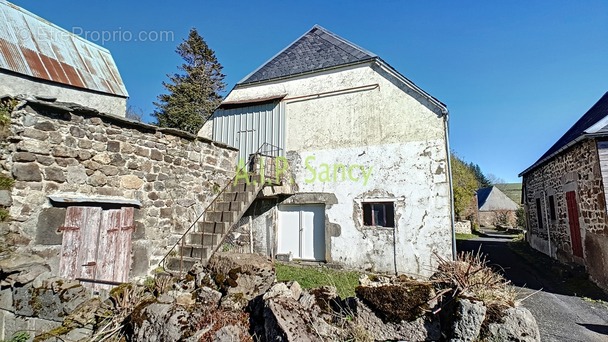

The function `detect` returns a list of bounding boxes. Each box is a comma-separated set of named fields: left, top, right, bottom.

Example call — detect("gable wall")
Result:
left=222, top=64, right=451, bottom=277
left=522, top=139, right=608, bottom=290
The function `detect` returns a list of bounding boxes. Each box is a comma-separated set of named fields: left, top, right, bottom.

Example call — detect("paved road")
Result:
left=458, top=231, right=608, bottom=342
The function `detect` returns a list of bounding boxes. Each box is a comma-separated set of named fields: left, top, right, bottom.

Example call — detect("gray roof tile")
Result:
left=239, top=25, right=376, bottom=85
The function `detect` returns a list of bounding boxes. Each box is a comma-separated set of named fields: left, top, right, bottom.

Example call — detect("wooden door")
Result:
left=566, top=191, right=584, bottom=258
left=58, top=206, right=134, bottom=286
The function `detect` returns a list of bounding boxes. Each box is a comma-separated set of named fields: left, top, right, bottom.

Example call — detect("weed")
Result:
left=0, top=174, right=14, bottom=190
left=0, top=208, right=9, bottom=222
left=2, top=332, right=30, bottom=342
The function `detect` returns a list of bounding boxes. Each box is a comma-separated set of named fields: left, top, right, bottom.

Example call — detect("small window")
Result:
left=548, top=195, right=556, bottom=220
left=363, top=202, right=395, bottom=227
left=535, top=198, right=544, bottom=229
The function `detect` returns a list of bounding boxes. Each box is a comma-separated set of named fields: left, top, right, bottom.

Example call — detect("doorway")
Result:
left=277, top=204, right=325, bottom=261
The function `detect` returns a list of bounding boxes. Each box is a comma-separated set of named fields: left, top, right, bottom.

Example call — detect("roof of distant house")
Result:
left=520, top=92, right=608, bottom=176
left=0, top=0, right=128, bottom=97
left=239, top=25, right=377, bottom=85
left=494, top=183, right=522, bottom=204
left=477, top=186, right=519, bottom=211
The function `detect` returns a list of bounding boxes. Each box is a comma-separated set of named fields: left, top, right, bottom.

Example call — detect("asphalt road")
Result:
left=457, top=231, right=608, bottom=342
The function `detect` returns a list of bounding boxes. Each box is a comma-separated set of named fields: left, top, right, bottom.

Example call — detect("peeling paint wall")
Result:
left=213, top=62, right=452, bottom=277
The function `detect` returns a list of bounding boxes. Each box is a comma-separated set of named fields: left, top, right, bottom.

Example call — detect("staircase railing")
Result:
left=158, top=142, right=284, bottom=276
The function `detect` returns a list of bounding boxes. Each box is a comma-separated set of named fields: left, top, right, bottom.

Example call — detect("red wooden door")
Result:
left=566, top=191, right=584, bottom=258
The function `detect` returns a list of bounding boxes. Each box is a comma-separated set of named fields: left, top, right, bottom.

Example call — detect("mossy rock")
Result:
left=355, top=282, right=435, bottom=323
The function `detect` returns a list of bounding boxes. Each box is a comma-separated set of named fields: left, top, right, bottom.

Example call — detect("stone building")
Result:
left=199, top=25, right=454, bottom=277
left=0, top=95, right=237, bottom=286
left=520, top=91, right=608, bottom=290
left=476, top=186, right=519, bottom=227
left=0, top=1, right=128, bottom=115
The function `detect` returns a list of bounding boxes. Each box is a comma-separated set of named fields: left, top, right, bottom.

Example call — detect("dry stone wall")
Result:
left=0, top=97, right=238, bottom=278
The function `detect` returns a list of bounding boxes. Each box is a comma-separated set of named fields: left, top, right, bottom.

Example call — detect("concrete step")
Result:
left=198, top=221, right=230, bottom=234
left=221, top=191, right=250, bottom=203
left=180, top=244, right=211, bottom=259
left=165, top=256, right=204, bottom=273
left=206, top=210, right=238, bottom=223
left=213, top=201, right=243, bottom=212
left=187, top=232, right=222, bottom=246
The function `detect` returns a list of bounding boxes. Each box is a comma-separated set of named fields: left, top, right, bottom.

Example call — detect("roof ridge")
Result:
left=311, top=25, right=377, bottom=59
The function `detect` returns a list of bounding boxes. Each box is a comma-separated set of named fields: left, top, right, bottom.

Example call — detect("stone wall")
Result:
left=0, top=97, right=238, bottom=280
left=522, top=139, right=608, bottom=289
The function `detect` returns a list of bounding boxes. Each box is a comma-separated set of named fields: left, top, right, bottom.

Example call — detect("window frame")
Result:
left=548, top=195, right=556, bottom=221
left=362, top=201, right=395, bottom=228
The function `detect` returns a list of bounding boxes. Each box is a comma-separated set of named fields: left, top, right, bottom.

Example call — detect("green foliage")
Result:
left=275, top=263, right=361, bottom=298
left=2, top=332, right=30, bottom=342
left=469, top=162, right=491, bottom=188
left=0, top=174, right=14, bottom=190
left=0, top=98, right=16, bottom=140
left=153, top=28, right=225, bottom=134
left=451, top=153, right=478, bottom=220
left=0, top=208, right=9, bottom=222
left=516, top=207, right=526, bottom=228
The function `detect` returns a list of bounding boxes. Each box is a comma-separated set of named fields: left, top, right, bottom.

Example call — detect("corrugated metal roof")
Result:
left=0, top=1, right=128, bottom=97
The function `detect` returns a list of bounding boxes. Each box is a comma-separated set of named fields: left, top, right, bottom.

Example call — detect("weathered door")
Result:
left=277, top=205, right=325, bottom=261
left=566, top=191, right=584, bottom=258
left=58, top=206, right=134, bottom=288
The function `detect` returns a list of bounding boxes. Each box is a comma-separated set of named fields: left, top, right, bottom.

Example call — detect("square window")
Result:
left=363, top=202, right=395, bottom=227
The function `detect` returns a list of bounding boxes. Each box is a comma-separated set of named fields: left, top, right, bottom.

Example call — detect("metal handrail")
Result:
left=158, top=142, right=281, bottom=275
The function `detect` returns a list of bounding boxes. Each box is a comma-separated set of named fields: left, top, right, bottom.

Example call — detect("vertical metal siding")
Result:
left=213, top=102, right=285, bottom=162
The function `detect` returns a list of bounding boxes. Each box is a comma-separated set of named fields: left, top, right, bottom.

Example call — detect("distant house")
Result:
left=0, top=0, right=128, bottom=115
left=520, top=92, right=608, bottom=291
left=198, top=25, right=454, bottom=276
left=476, top=186, right=519, bottom=227
left=494, top=183, right=522, bottom=205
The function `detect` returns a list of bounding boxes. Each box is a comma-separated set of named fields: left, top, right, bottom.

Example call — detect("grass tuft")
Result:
left=275, top=263, right=361, bottom=298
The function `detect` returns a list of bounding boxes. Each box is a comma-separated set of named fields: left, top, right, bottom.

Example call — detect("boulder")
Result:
left=355, top=281, right=435, bottom=322
left=348, top=297, right=441, bottom=341
left=213, top=324, right=246, bottom=342
left=449, top=299, right=486, bottom=342
left=264, top=297, right=321, bottom=342
left=207, top=252, right=274, bottom=310
left=485, top=306, right=540, bottom=341
left=132, top=303, right=192, bottom=342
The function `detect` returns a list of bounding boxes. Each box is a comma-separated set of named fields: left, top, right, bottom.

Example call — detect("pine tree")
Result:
left=153, top=28, right=225, bottom=134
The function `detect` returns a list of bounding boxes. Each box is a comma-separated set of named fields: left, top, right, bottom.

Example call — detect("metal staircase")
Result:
left=160, top=151, right=283, bottom=275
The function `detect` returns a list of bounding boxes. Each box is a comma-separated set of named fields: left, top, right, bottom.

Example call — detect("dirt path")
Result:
left=457, top=230, right=608, bottom=342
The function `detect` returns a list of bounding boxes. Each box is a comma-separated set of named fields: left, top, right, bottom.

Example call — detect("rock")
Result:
left=264, top=297, right=321, bottom=342
left=288, top=281, right=302, bottom=300
left=121, top=175, right=144, bottom=189
left=450, top=299, right=486, bottom=342
left=168, top=290, right=196, bottom=306
left=157, top=293, right=175, bottom=304
left=263, top=282, right=292, bottom=300
left=207, top=252, right=275, bottom=311
left=0, top=254, right=49, bottom=286
left=132, top=302, right=197, bottom=342
left=197, top=287, right=222, bottom=306
left=0, top=190, right=12, bottom=206
left=12, top=279, right=89, bottom=322
left=355, top=281, right=435, bottom=322
left=213, top=324, right=245, bottom=342
left=66, top=165, right=87, bottom=184
left=486, top=306, right=540, bottom=341
left=12, top=162, right=42, bottom=181
left=348, top=297, right=441, bottom=341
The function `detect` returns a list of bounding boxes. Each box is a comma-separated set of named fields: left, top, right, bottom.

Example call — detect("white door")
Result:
left=277, top=205, right=325, bottom=261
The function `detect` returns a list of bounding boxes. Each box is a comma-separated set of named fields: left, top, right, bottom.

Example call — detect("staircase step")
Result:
left=214, top=201, right=243, bottom=212
left=206, top=210, right=238, bottom=223
left=165, top=256, right=204, bottom=273
left=198, top=221, right=230, bottom=234
left=180, top=244, right=211, bottom=259
left=187, top=232, right=222, bottom=246
left=221, top=191, right=250, bottom=203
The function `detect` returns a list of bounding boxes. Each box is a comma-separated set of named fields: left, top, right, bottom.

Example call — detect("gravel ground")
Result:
left=457, top=230, right=608, bottom=342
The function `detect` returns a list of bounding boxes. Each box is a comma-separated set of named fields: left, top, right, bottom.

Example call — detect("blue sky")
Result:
left=10, top=0, right=608, bottom=183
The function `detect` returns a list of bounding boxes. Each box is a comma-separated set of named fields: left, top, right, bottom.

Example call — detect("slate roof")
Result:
left=0, top=0, right=128, bottom=97
left=494, top=183, right=522, bottom=204
left=477, top=186, right=519, bottom=211
left=239, top=25, right=377, bottom=85
left=520, top=92, right=608, bottom=175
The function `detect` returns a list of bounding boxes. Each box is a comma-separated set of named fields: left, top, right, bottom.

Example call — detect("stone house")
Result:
left=476, top=186, right=519, bottom=227
left=0, top=1, right=128, bottom=115
left=198, top=25, right=454, bottom=277
left=520, top=91, right=608, bottom=290
left=0, top=96, right=238, bottom=288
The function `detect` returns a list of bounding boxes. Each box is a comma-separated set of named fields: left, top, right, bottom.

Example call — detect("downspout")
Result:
left=542, top=168, right=552, bottom=257
left=443, top=110, right=457, bottom=260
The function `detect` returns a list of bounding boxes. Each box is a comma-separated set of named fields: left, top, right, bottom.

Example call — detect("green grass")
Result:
left=456, top=233, right=478, bottom=240
left=275, top=263, right=362, bottom=298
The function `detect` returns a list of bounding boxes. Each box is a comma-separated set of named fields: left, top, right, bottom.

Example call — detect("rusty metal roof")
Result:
left=0, top=1, right=128, bottom=97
